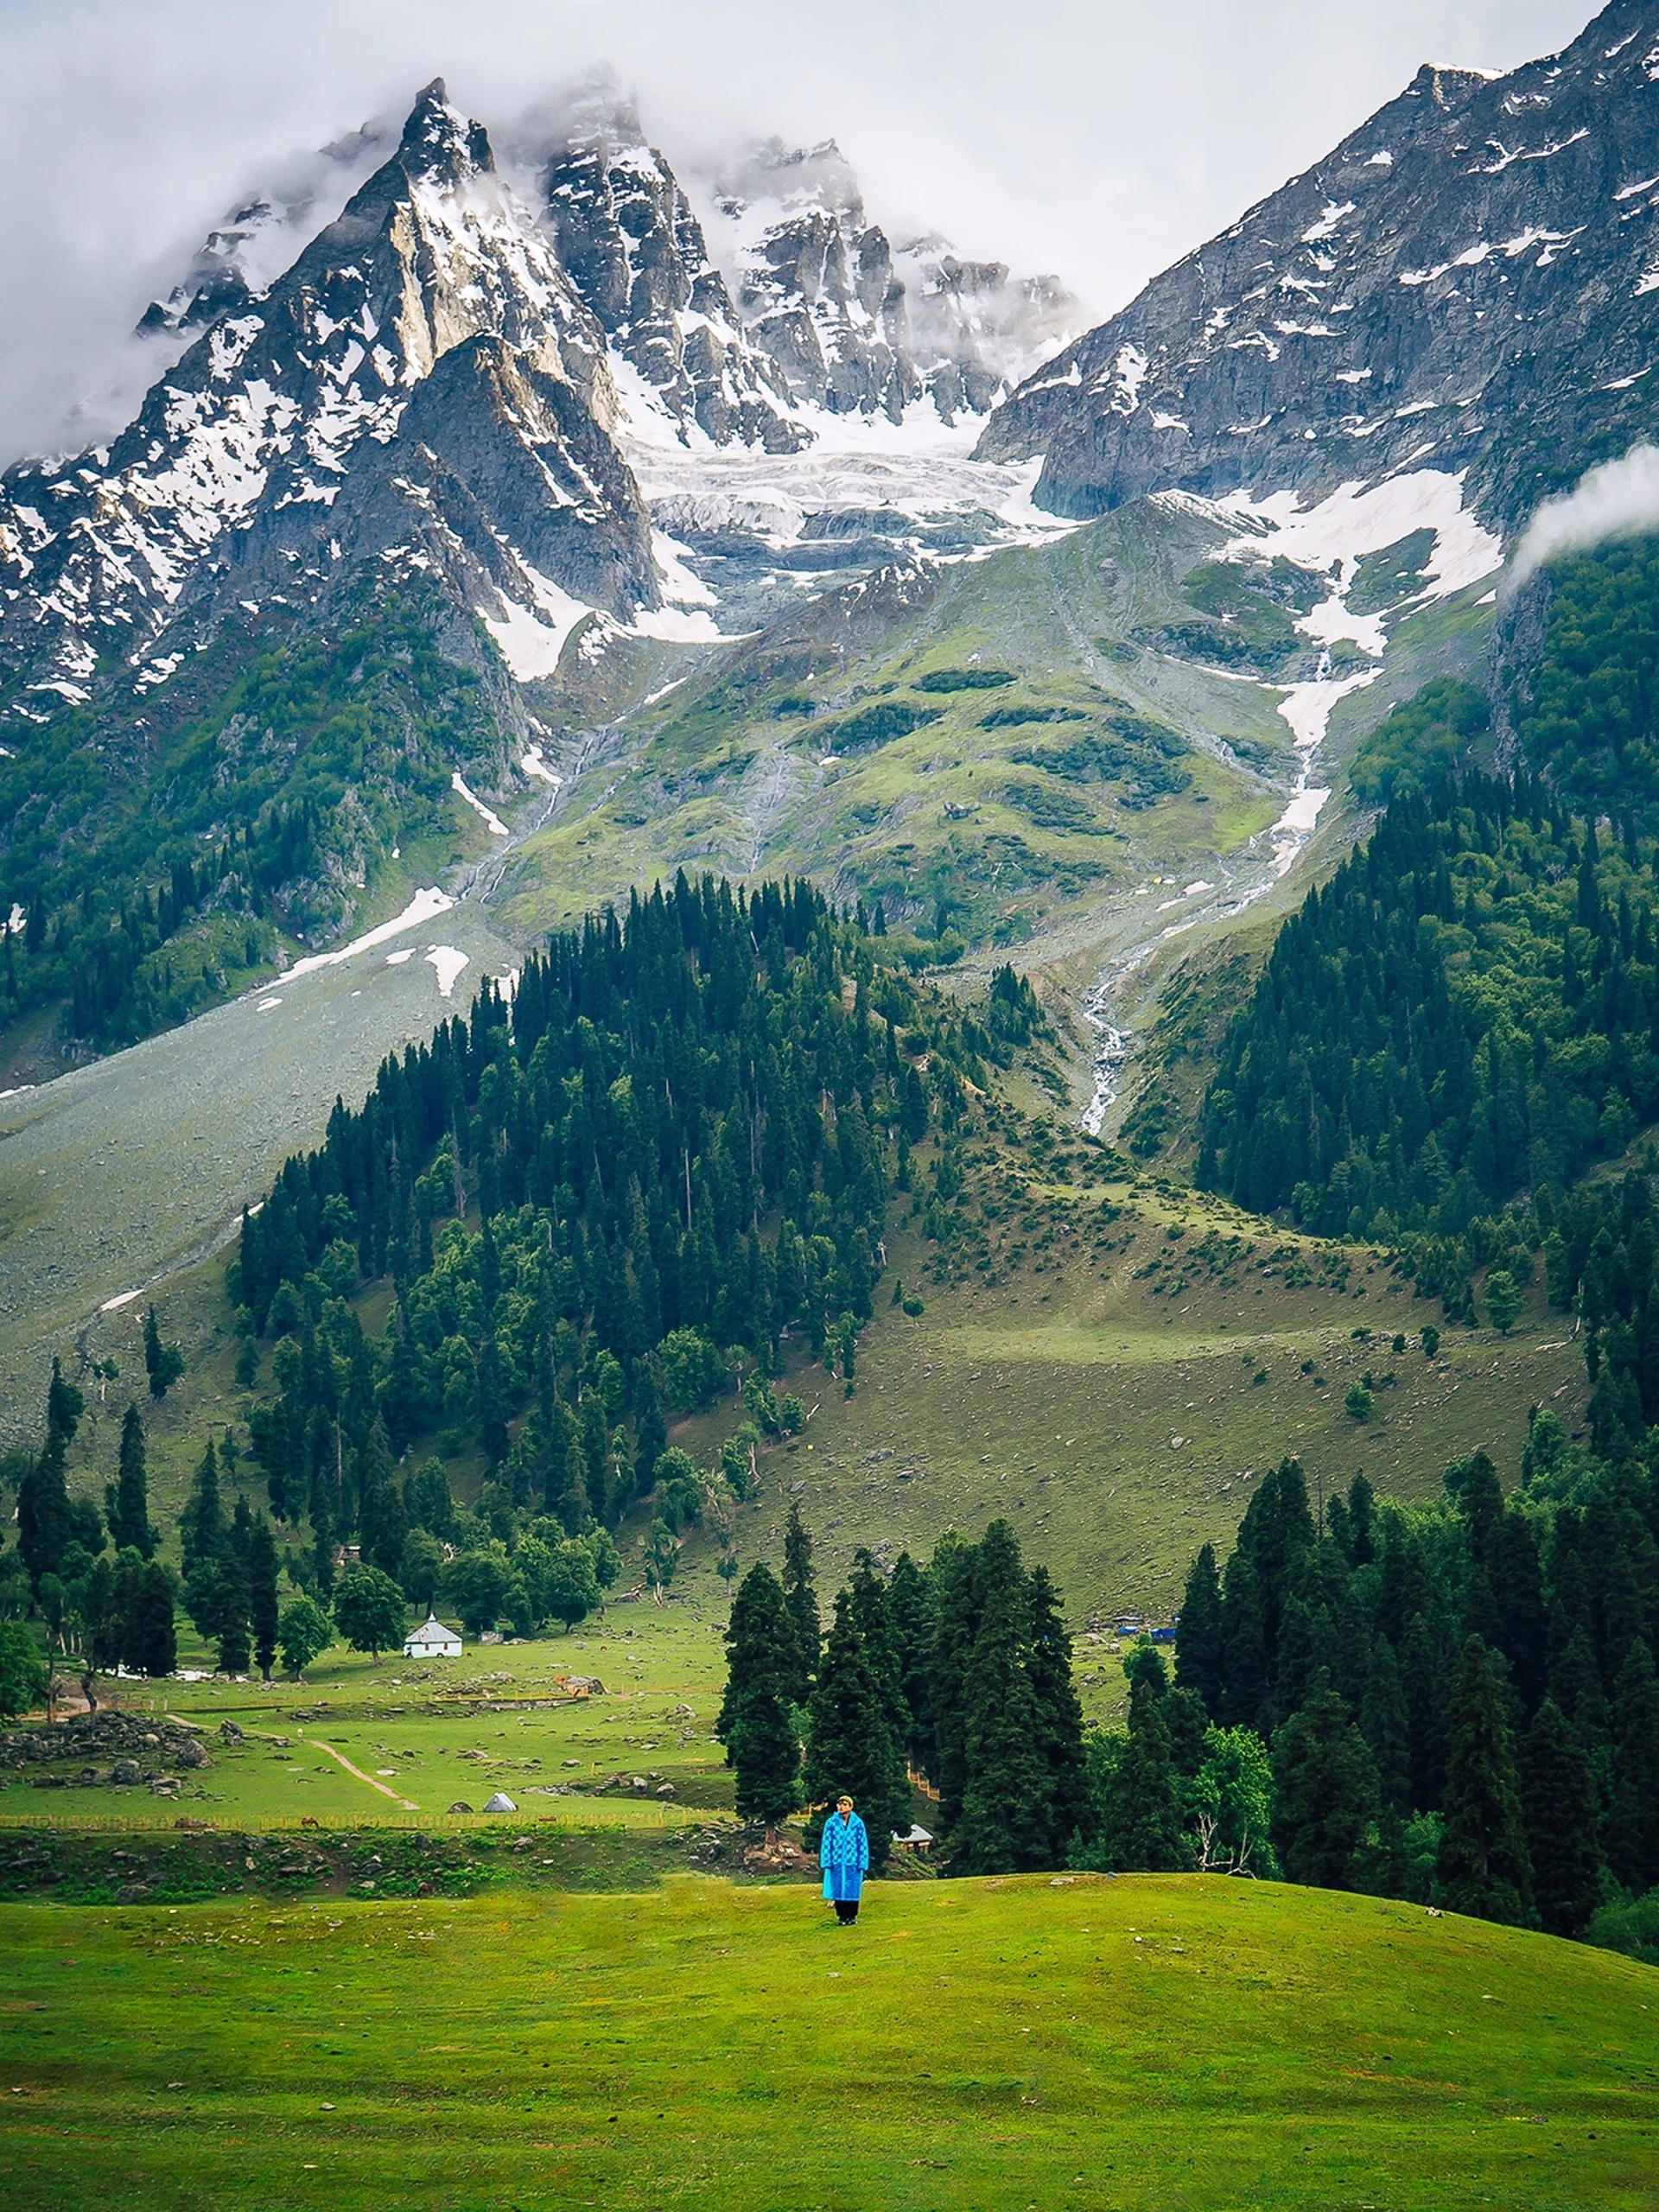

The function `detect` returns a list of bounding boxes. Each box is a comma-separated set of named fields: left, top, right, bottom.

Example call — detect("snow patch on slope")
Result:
left=282, top=887, right=455, bottom=983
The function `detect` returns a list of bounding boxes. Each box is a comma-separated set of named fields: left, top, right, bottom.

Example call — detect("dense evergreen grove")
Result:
left=1160, top=1431, right=1659, bottom=1942
left=0, top=575, right=491, bottom=1048
left=1197, top=775, right=1659, bottom=1307
left=1348, top=678, right=1490, bottom=808
left=0, top=877, right=1045, bottom=1688
left=719, top=1518, right=1085, bottom=1876
left=1515, top=537, right=1659, bottom=819
left=224, top=874, right=1012, bottom=1606
left=7, top=1366, right=179, bottom=1681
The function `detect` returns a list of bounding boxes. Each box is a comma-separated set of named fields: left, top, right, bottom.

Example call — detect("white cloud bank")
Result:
left=1506, top=444, right=1659, bottom=591
left=0, top=0, right=1596, bottom=465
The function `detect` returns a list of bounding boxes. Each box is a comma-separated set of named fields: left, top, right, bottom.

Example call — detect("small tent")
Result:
left=404, top=1611, right=462, bottom=1659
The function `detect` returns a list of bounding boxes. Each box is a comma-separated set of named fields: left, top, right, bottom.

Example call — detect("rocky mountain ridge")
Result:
left=982, top=0, right=1659, bottom=531
left=0, top=81, right=659, bottom=725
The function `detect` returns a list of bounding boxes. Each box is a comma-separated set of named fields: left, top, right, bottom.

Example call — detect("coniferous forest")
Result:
left=220, top=874, right=998, bottom=1612
left=719, top=1516, right=1087, bottom=1879
left=1197, top=773, right=1659, bottom=1315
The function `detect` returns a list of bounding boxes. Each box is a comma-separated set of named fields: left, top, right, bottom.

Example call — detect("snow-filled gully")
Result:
left=1077, top=470, right=1502, bottom=1136
left=1077, top=656, right=1363, bottom=1135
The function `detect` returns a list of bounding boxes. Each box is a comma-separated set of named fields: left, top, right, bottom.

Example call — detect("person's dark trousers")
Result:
left=835, top=1901, right=859, bottom=1924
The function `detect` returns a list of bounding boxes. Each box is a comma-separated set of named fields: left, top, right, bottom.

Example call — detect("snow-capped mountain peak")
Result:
left=526, top=79, right=807, bottom=454
left=982, top=0, right=1659, bottom=530
left=0, top=81, right=655, bottom=715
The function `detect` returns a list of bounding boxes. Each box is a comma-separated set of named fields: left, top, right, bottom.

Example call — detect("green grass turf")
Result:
left=1, top=1876, right=1654, bottom=2210
left=677, top=1179, right=1587, bottom=1669
left=0, top=1614, right=738, bottom=1831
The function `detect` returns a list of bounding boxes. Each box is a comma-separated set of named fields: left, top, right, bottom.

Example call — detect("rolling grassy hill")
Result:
left=1, top=1875, right=1653, bottom=2210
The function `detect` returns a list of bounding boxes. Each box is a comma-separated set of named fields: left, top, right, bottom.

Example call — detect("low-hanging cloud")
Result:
left=0, top=0, right=1595, bottom=467
left=1506, top=445, right=1659, bottom=594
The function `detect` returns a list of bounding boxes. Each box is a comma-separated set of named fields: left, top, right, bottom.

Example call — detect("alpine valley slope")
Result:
left=0, top=75, right=1076, bottom=1071
left=3, top=4, right=1652, bottom=1408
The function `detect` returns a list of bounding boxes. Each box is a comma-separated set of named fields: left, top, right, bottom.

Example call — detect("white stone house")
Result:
left=404, top=1611, right=463, bottom=1659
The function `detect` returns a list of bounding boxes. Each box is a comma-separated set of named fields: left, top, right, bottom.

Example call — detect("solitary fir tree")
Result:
left=717, top=1562, right=802, bottom=1841
left=1271, top=1679, right=1380, bottom=1890
left=46, top=1358, right=84, bottom=1446
left=802, top=1592, right=907, bottom=1869
left=143, top=1308, right=183, bottom=1400
left=105, top=1405, right=156, bottom=1559
left=1519, top=1698, right=1603, bottom=1939
left=1437, top=1637, right=1533, bottom=1926
left=781, top=1500, right=821, bottom=1706
left=248, top=1516, right=281, bottom=1682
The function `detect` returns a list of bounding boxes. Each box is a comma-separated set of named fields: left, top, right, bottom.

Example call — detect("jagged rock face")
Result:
left=709, top=138, right=917, bottom=422
left=981, top=0, right=1659, bottom=528
left=698, top=137, right=1075, bottom=426
left=894, top=242, right=1077, bottom=419
left=536, top=87, right=807, bottom=453
left=137, top=124, right=394, bottom=337
left=0, top=81, right=656, bottom=716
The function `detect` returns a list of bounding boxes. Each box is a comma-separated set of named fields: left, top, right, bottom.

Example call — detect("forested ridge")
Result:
left=0, top=575, right=494, bottom=1050
left=1516, top=537, right=1659, bottom=819
left=1197, top=774, right=1659, bottom=1317
left=226, top=874, right=1020, bottom=1597
left=721, top=1514, right=1088, bottom=1878
left=1149, top=1422, right=1659, bottom=1945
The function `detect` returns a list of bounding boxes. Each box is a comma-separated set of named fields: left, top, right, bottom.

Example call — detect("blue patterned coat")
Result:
left=819, top=1809, right=869, bottom=1902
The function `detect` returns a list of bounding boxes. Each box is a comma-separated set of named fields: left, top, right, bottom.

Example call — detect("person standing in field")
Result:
left=819, top=1792, right=869, bottom=1926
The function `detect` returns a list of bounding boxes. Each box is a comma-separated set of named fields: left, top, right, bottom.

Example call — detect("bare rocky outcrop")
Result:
left=982, top=0, right=1659, bottom=532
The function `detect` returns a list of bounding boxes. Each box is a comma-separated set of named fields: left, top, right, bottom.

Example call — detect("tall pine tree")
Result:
left=886, top=1551, right=936, bottom=1778
left=1271, top=1680, right=1380, bottom=1890
left=781, top=1501, right=821, bottom=1706
left=718, top=1562, right=802, bottom=1840
left=849, top=1551, right=910, bottom=1764
left=124, top=1561, right=177, bottom=1677
left=1519, top=1698, right=1603, bottom=1939
left=248, top=1515, right=281, bottom=1683
left=955, top=1524, right=1054, bottom=1875
left=1109, top=1662, right=1185, bottom=1872
left=105, top=1405, right=156, bottom=1559
left=215, top=1498, right=254, bottom=1675
left=1027, top=1564, right=1087, bottom=1862
left=1437, top=1637, right=1532, bottom=1926
left=17, top=1424, right=71, bottom=1593
left=1175, top=1542, right=1225, bottom=1716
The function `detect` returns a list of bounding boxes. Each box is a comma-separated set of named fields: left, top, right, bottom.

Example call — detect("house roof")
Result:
left=405, top=1612, right=461, bottom=1644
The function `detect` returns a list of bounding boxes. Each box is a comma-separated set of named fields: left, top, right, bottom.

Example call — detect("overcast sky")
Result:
left=0, top=0, right=1603, bottom=464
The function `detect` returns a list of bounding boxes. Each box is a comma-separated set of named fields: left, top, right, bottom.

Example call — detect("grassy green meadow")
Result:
left=2, top=1876, right=1655, bottom=2211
